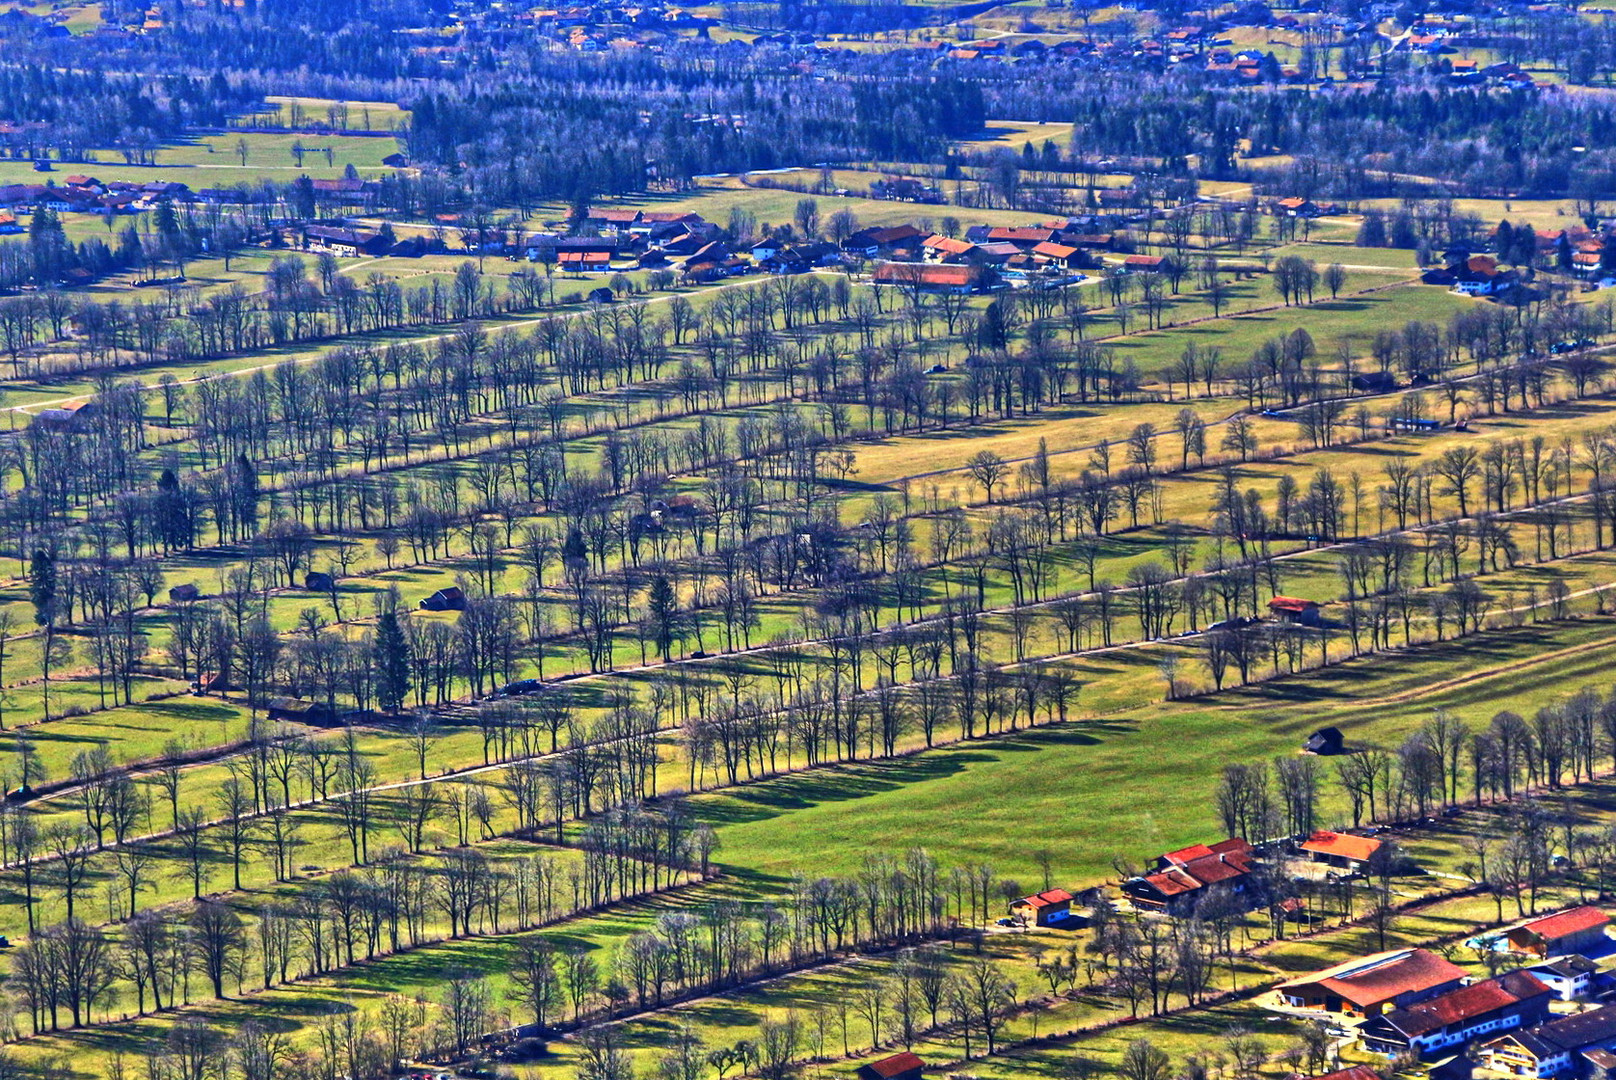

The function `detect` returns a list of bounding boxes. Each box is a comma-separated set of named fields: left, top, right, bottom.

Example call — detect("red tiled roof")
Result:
left=873, top=263, right=979, bottom=288
left=1310, top=1067, right=1380, bottom=1080
left=1033, top=241, right=1078, bottom=259
left=1141, top=867, right=1202, bottom=897
left=1180, top=852, right=1254, bottom=885
left=1270, top=596, right=1320, bottom=612
left=1163, top=843, right=1216, bottom=866
left=988, top=226, right=1056, bottom=243
left=1384, top=971, right=1549, bottom=1038
left=1520, top=906, right=1609, bottom=942
left=922, top=235, right=975, bottom=255
left=1281, top=949, right=1466, bottom=1009
left=1124, top=254, right=1164, bottom=267
left=1017, top=888, right=1074, bottom=909
left=863, top=1053, right=925, bottom=1079
left=1301, top=830, right=1381, bottom=863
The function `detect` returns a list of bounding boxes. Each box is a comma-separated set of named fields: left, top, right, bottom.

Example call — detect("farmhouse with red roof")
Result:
left=1277, top=948, right=1467, bottom=1017
left=1505, top=907, right=1611, bottom=958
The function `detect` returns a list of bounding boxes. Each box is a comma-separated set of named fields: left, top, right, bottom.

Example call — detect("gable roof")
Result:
left=1308, top=1067, right=1381, bottom=1080
left=1378, top=971, right=1549, bottom=1039
left=1279, top=949, right=1466, bottom=1009
left=1518, top=906, right=1610, bottom=942
left=1270, top=595, right=1320, bottom=612
left=873, top=263, right=979, bottom=288
left=1138, top=839, right=1256, bottom=901
left=1016, top=888, right=1074, bottom=909
left=988, top=226, right=1057, bottom=243
left=861, top=1053, right=925, bottom=1079
left=1301, top=830, right=1382, bottom=863
left=921, top=234, right=975, bottom=256
left=1527, top=954, right=1599, bottom=979
left=1163, top=843, right=1216, bottom=865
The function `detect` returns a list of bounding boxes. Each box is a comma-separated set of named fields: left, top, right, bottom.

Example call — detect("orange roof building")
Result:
left=1300, top=830, right=1382, bottom=868
left=1278, top=948, right=1467, bottom=1017
left=1505, top=906, right=1610, bottom=958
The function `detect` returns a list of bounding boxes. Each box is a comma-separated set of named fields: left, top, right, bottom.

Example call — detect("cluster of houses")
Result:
left=1119, top=829, right=1382, bottom=916
left=0, top=176, right=190, bottom=221
left=1420, top=223, right=1616, bottom=295
left=505, top=207, right=1137, bottom=291
left=1277, top=907, right=1616, bottom=1075
left=0, top=174, right=390, bottom=223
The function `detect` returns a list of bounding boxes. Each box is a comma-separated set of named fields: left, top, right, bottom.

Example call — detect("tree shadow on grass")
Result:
left=696, top=719, right=1138, bottom=831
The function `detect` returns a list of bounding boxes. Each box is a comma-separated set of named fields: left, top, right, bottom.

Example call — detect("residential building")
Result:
left=843, top=224, right=922, bottom=259
left=1269, top=596, right=1324, bottom=626
left=921, top=234, right=977, bottom=262
left=1477, top=1003, right=1616, bottom=1076
left=1506, top=908, right=1611, bottom=959
left=1358, top=971, right=1552, bottom=1057
left=1521, top=956, right=1600, bottom=1002
left=420, top=586, right=467, bottom=612
left=1276, top=948, right=1466, bottom=1018
left=1304, top=727, right=1346, bottom=755
left=1122, top=838, right=1257, bottom=916
left=1300, top=830, right=1382, bottom=872
left=871, top=262, right=982, bottom=294
left=856, top=1053, right=925, bottom=1080
left=1010, top=889, right=1075, bottom=927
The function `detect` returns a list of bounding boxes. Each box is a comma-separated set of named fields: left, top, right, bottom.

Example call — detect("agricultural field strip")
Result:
left=16, top=506, right=1616, bottom=889
left=4, top=358, right=1606, bottom=812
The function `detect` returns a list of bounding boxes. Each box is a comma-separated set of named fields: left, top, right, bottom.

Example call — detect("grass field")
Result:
left=0, top=116, right=1614, bottom=1077
left=7, top=130, right=407, bottom=192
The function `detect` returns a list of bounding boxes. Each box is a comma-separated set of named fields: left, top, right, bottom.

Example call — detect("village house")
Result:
left=304, top=225, right=389, bottom=258
left=1272, top=197, right=1328, bottom=218
left=872, top=262, right=982, bottom=295
left=1444, top=254, right=1516, bottom=296
left=1300, top=830, right=1382, bottom=872
left=1031, top=241, right=1085, bottom=270
left=842, top=224, right=923, bottom=260
left=1121, top=837, right=1257, bottom=916
left=1520, top=955, right=1601, bottom=1002
left=586, top=207, right=642, bottom=234
left=1276, top=948, right=1466, bottom=1018
left=1009, top=888, right=1075, bottom=927
left=986, top=225, right=1058, bottom=249
left=921, top=234, right=977, bottom=263
left=1505, top=908, right=1612, bottom=959
left=634, top=210, right=706, bottom=238
left=1304, top=727, right=1346, bottom=755
left=869, top=177, right=942, bottom=203
left=1359, top=971, right=1553, bottom=1058
left=1269, top=596, right=1323, bottom=626
left=31, top=400, right=96, bottom=433
left=972, top=241, right=1021, bottom=267
left=420, top=586, right=467, bottom=612
left=1122, top=253, right=1166, bottom=273
left=1477, top=1004, right=1616, bottom=1078
left=855, top=1053, right=925, bottom=1080
left=558, top=250, right=613, bottom=272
